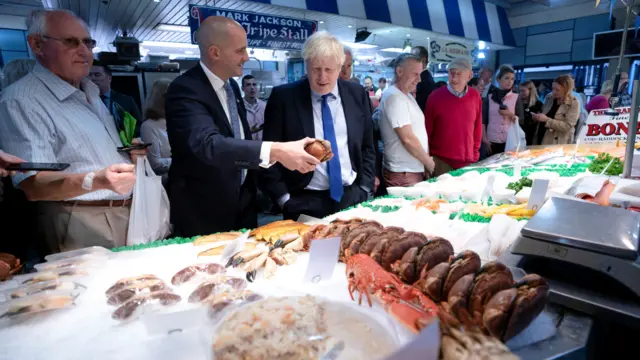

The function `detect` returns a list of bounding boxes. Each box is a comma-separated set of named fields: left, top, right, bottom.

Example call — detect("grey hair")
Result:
left=392, top=53, right=422, bottom=82
left=302, top=31, right=345, bottom=68
left=27, top=9, right=88, bottom=36
left=144, top=78, right=172, bottom=120
left=2, top=58, right=36, bottom=88
left=600, top=80, right=614, bottom=95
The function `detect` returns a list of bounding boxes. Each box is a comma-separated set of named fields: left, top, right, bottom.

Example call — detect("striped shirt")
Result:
left=0, top=63, right=132, bottom=201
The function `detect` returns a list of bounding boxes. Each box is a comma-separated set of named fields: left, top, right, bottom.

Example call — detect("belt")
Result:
left=63, top=198, right=132, bottom=208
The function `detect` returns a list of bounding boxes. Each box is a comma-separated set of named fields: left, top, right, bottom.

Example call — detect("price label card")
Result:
left=383, top=318, right=440, bottom=360
left=297, top=214, right=330, bottom=225
left=220, top=231, right=249, bottom=265
left=302, top=236, right=341, bottom=283
left=480, top=174, right=496, bottom=202
left=142, top=307, right=208, bottom=335
left=514, top=164, right=522, bottom=178
left=527, top=179, right=550, bottom=210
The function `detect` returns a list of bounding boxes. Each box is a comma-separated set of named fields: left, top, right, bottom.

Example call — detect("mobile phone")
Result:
left=117, top=143, right=152, bottom=152
left=6, top=162, right=70, bottom=171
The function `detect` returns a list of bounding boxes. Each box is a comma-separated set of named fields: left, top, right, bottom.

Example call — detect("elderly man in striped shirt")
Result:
left=0, top=10, right=144, bottom=253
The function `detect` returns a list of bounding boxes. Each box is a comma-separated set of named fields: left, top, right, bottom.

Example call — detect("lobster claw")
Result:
left=388, top=302, right=436, bottom=333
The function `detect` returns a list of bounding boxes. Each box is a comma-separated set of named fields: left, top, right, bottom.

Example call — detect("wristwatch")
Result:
left=82, top=171, right=96, bottom=191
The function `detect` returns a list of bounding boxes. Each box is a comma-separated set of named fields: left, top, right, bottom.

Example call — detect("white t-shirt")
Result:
left=379, top=85, right=429, bottom=173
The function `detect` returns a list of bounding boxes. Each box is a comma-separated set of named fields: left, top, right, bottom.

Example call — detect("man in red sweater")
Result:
left=424, top=57, right=482, bottom=176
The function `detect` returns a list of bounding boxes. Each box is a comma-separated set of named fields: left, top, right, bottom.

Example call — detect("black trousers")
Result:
left=490, top=142, right=506, bottom=155
left=282, top=184, right=368, bottom=221
left=170, top=180, right=257, bottom=238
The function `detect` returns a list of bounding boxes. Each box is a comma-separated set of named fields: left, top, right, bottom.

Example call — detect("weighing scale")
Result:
left=504, top=197, right=640, bottom=325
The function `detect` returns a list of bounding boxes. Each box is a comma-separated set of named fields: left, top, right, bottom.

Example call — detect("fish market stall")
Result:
left=3, top=145, right=633, bottom=360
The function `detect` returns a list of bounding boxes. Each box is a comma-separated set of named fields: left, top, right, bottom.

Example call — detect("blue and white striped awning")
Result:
left=245, top=0, right=515, bottom=47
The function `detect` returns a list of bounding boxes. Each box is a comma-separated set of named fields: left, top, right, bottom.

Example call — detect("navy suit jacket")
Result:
left=261, top=78, right=376, bottom=201
left=165, top=65, right=260, bottom=236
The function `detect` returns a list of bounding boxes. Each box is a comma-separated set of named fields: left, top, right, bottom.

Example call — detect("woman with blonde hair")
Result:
left=140, top=78, right=172, bottom=176
left=586, top=80, right=614, bottom=112
left=532, top=75, right=580, bottom=145
left=518, top=80, right=543, bottom=145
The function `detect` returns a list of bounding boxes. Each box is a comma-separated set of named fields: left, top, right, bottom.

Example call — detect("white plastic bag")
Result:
left=505, top=122, right=526, bottom=152
left=126, top=156, right=171, bottom=245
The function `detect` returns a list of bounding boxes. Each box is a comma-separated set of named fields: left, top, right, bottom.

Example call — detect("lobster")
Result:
left=345, top=253, right=438, bottom=333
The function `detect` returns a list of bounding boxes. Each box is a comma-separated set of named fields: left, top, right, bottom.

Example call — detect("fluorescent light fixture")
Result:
left=522, top=65, right=573, bottom=73
left=478, top=41, right=486, bottom=50
left=478, top=52, right=486, bottom=59
left=319, top=21, right=324, bottom=24
left=406, top=34, right=410, bottom=37
left=347, top=25, right=353, bottom=28
left=155, top=24, right=191, bottom=33
left=185, top=50, right=194, bottom=55
left=342, top=41, right=377, bottom=49
left=142, top=41, right=198, bottom=48
left=92, top=46, right=101, bottom=53
left=381, top=48, right=405, bottom=53
left=354, top=60, right=361, bottom=66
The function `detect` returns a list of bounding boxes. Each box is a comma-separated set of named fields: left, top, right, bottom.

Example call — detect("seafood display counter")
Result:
left=4, top=145, right=634, bottom=359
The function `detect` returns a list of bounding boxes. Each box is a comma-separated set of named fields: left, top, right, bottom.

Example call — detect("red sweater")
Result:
left=424, top=87, right=483, bottom=169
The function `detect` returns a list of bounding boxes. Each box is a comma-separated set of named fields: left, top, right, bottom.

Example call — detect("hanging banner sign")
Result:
left=429, top=39, right=480, bottom=66
left=577, top=107, right=640, bottom=144
left=188, top=5, right=317, bottom=51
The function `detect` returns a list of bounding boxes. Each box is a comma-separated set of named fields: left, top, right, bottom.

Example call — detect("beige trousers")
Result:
left=37, top=202, right=130, bottom=253
left=432, top=156, right=455, bottom=177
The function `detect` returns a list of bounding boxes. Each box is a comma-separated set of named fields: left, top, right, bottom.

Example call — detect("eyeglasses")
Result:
left=42, top=35, right=97, bottom=49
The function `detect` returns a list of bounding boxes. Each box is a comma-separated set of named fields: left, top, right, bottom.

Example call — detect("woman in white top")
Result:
left=379, top=53, right=435, bottom=187
left=140, top=79, right=172, bottom=177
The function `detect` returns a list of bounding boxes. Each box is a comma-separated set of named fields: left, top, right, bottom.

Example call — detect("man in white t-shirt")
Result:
left=379, top=54, right=435, bottom=187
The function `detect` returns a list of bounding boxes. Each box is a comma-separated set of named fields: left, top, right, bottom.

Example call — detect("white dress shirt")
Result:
left=307, top=84, right=357, bottom=190
left=199, top=62, right=272, bottom=167
left=278, top=83, right=358, bottom=207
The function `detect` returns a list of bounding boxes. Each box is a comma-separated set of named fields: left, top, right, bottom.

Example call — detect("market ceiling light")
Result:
left=142, top=41, right=198, bottom=48
left=185, top=50, right=194, bottom=55
left=342, top=41, right=377, bottom=49
left=522, top=65, right=573, bottom=73
left=92, top=46, right=101, bottom=53
left=381, top=48, right=405, bottom=53
left=478, top=41, right=486, bottom=50
left=155, top=24, right=191, bottom=33
left=478, top=52, right=486, bottom=59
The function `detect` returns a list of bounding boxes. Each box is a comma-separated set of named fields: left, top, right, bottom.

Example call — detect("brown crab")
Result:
left=417, top=250, right=480, bottom=303
left=414, top=237, right=454, bottom=279
left=483, top=274, right=549, bottom=341
left=0, top=253, right=22, bottom=280
left=339, top=221, right=383, bottom=259
left=305, top=139, right=334, bottom=162
left=468, top=261, right=514, bottom=326
left=383, top=232, right=428, bottom=273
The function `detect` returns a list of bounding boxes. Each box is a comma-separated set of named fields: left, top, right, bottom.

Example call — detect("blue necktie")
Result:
left=223, top=81, right=246, bottom=184
left=321, top=94, right=343, bottom=202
